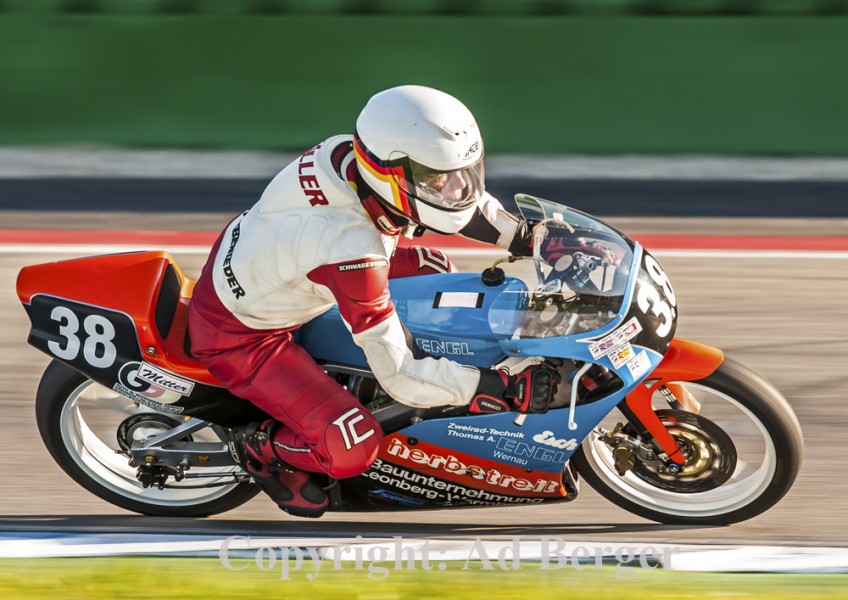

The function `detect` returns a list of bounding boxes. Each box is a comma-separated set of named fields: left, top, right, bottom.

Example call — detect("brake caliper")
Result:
left=136, top=455, right=170, bottom=490
left=599, top=423, right=665, bottom=476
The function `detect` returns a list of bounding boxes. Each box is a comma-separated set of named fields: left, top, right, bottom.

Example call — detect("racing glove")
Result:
left=469, top=365, right=558, bottom=415
left=508, top=218, right=536, bottom=257
left=509, top=218, right=620, bottom=265
left=508, top=218, right=570, bottom=259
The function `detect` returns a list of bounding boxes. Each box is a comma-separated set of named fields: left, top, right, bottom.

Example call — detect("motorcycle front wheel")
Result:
left=572, top=357, right=803, bottom=525
left=35, top=360, right=260, bottom=517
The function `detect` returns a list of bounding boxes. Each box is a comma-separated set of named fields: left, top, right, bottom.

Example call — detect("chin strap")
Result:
left=360, top=194, right=405, bottom=236
left=333, top=141, right=408, bottom=237
left=355, top=172, right=414, bottom=237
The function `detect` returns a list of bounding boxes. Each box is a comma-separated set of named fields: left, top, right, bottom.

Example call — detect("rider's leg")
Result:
left=188, top=275, right=382, bottom=517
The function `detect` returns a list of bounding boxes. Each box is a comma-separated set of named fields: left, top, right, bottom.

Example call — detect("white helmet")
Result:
left=353, top=85, right=485, bottom=234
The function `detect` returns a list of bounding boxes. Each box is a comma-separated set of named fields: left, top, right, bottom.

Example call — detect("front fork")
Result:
left=619, top=338, right=724, bottom=465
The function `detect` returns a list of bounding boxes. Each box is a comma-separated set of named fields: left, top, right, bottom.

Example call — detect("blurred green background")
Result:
left=1, top=1, right=847, bottom=155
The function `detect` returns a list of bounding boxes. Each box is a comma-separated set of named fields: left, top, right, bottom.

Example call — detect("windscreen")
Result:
left=488, top=195, right=636, bottom=340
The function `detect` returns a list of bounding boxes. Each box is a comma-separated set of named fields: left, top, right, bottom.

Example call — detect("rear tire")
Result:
left=35, top=360, right=260, bottom=517
left=572, top=357, right=803, bottom=525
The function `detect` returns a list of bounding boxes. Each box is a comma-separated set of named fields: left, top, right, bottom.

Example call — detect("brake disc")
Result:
left=628, top=409, right=737, bottom=494
left=116, top=413, right=192, bottom=452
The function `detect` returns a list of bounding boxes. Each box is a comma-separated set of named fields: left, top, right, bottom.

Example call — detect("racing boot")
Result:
left=229, top=420, right=328, bottom=518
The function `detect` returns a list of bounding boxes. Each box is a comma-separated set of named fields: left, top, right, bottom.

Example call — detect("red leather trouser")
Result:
left=187, top=252, right=381, bottom=480
left=187, top=240, right=454, bottom=480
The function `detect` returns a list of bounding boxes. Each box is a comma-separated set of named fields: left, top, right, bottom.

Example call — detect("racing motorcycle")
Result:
left=15, top=195, right=803, bottom=525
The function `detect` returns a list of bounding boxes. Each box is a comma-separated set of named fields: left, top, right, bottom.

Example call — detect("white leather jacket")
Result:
left=207, top=135, right=520, bottom=409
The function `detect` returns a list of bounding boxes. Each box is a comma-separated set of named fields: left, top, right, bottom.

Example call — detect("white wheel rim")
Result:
left=581, top=383, right=777, bottom=518
left=59, top=379, right=242, bottom=508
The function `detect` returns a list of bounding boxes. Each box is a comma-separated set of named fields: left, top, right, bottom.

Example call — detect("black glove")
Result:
left=469, top=365, right=558, bottom=414
left=509, top=218, right=620, bottom=266
left=508, top=218, right=571, bottom=259
left=508, top=218, right=536, bottom=257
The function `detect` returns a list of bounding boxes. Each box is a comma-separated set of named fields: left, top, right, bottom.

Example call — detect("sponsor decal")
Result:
left=337, top=259, right=388, bottom=272
left=382, top=435, right=563, bottom=497
left=609, top=342, right=636, bottom=369
left=118, top=361, right=184, bottom=405
left=135, top=363, right=195, bottom=396
left=222, top=220, right=246, bottom=299
left=113, top=383, right=185, bottom=414
left=415, top=423, right=574, bottom=469
left=364, top=458, right=548, bottom=505
left=532, top=431, right=579, bottom=451
left=492, top=437, right=568, bottom=467
left=627, top=351, right=652, bottom=379
left=415, top=338, right=475, bottom=356
left=446, top=422, right=525, bottom=441
left=587, top=317, right=643, bottom=361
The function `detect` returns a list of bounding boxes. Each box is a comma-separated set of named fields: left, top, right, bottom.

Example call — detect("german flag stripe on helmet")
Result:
left=352, top=133, right=413, bottom=216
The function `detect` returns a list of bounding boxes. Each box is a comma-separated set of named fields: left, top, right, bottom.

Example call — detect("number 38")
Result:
left=636, top=254, right=677, bottom=338
left=47, top=306, right=117, bottom=369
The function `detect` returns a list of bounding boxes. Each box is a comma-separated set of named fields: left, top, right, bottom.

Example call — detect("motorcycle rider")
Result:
left=187, top=85, right=556, bottom=518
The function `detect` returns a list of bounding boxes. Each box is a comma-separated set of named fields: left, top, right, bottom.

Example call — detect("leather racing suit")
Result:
left=187, top=135, right=522, bottom=482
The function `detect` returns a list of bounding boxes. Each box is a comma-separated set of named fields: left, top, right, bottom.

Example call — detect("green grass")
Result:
left=0, top=558, right=846, bottom=599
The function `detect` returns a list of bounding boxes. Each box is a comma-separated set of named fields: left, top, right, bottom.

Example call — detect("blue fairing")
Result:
left=396, top=392, right=627, bottom=473
left=298, top=239, right=664, bottom=397
left=298, top=272, right=514, bottom=369
left=292, top=200, right=684, bottom=507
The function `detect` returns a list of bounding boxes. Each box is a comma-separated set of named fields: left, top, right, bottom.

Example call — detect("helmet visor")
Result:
left=393, top=155, right=485, bottom=211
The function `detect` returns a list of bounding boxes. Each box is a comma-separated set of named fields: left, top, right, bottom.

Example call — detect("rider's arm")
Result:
left=458, top=191, right=537, bottom=256
left=307, top=258, right=480, bottom=409
left=458, top=191, right=521, bottom=249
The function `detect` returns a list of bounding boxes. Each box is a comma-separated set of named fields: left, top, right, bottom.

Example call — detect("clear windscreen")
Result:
left=488, top=195, right=636, bottom=340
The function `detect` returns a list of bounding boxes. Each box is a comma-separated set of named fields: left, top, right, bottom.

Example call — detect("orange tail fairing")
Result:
left=16, top=251, right=218, bottom=387
left=624, top=338, right=725, bottom=462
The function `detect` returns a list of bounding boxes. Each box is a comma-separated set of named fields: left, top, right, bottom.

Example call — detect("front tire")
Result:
left=35, top=360, right=260, bottom=517
left=572, top=357, right=803, bottom=525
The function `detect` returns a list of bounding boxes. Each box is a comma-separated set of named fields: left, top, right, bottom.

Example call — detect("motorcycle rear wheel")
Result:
left=35, top=360, right=260, bottom=517
left=572, top=357, right=803, bottom=525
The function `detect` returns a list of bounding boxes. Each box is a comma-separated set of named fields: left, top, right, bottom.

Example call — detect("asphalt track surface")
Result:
left=1, top=178, right=847, bottom=548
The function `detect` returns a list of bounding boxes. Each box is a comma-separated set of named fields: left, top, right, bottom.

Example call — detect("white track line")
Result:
left=1, top=533, right=847, bottom=573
